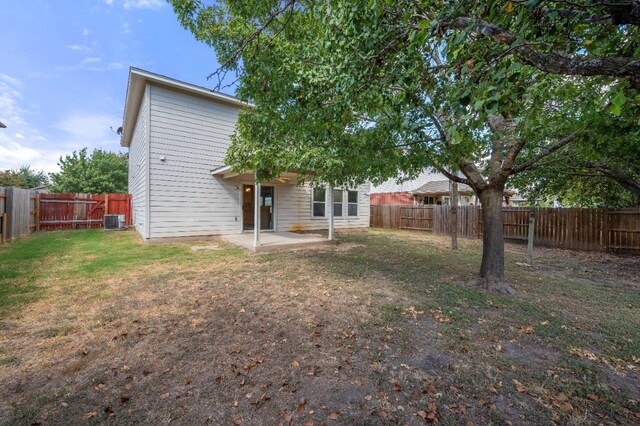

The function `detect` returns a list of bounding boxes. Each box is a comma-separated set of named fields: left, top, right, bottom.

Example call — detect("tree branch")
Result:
left=451, top=17, right=640, bottom=81
left=511, top=130, right=583, bottom=175
left=433, top=165, right=471, bottom=185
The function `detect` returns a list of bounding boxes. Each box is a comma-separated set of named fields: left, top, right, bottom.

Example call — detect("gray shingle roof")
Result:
left=412, top=180, right=474, bottom=195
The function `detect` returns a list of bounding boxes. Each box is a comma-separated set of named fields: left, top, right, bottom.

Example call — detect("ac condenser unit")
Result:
left=104, top=214, right=126, bottom=230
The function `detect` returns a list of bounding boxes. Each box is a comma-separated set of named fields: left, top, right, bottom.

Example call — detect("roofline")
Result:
left=120, top=67, right=251, bottom=147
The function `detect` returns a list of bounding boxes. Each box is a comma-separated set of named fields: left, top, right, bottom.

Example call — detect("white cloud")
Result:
left=0, top=75, right=123, bottom=174
left=0, top=74, right=22, bottom=88
left=83, top=28, right=91, bottom=36
left=0, top=75, right=61, bottom=172
left=54, top=112, right=122, bottom=152
left=123, top=0, right=164, bottom=10
left=67, top=44, right=93, bottom=53
left=57, top=60, right=125, bottom=73
left=104, top=0, right=114, bottom=5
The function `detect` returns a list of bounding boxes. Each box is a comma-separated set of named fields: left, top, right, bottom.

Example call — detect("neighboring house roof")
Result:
left=370, top=169, right=445, bottom=193
left=120, top=67, right=250, bottom=148
left=412, top=180, right=473, bottom=195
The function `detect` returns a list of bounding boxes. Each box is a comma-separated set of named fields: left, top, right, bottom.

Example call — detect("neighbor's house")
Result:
left=371, top=170, right=479, bottom=206
left=120, top=68, right=370, bottom=243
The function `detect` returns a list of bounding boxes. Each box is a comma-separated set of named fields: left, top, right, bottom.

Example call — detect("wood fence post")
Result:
left=1, top=213, right=6, bottom=243
left=450, top=180, right=458, bottom=249
left=35, top=193, right=40, bottom=232
left=527, top=208, right=535, bottom=264
left=104, top=193, right=109, bottom=216
left=602, top=208, right=609, bottom=252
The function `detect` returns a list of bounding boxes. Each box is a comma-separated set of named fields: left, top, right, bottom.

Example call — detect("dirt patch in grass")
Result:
left=0, top=229, right=638, bottom=425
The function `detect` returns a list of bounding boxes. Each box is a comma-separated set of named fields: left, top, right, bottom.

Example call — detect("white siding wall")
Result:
left=276, top=182, right=370, bottom=232
left=141, top=84, right=369, bottom=240
left=128, top=88, right=149, bottom=238
left=148, top=85, right=241, bottom=239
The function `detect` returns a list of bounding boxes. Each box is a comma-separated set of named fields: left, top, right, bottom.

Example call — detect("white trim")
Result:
left=254, top=178, right=260, bottom=247
left=144, top=83, right=151, bottom=240
left=328, top=184, right=334, bottom=241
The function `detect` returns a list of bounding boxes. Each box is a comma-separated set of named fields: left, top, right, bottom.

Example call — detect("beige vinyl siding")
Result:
left=128, top=87, right=149, bottom=239
left=147, top=85, right=241, bottom=239
left=276, top=182, right=370, bottom=232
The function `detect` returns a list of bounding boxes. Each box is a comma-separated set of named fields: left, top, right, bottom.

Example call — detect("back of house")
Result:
left=120, top=68, right=370, bottom=242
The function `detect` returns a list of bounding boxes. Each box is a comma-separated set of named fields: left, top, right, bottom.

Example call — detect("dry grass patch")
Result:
left=0, top=229, right=638, bottom=425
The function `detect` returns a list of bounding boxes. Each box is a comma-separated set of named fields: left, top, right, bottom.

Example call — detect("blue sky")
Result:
left=0, top=0, right=231, bottom=173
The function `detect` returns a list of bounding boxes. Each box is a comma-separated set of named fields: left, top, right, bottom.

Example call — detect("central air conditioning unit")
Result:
left=104, top=214, right=126, bottom=230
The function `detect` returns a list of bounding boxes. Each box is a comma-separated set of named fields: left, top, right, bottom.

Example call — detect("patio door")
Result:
left=242, top=185, right=274, bottom=231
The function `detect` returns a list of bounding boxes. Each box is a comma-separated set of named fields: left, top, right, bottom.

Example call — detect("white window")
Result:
left=312, top=187, right=326, bottom=217
left=333, top=189, right=343, bottom=217
left=347, top=190, right=358, bottom=216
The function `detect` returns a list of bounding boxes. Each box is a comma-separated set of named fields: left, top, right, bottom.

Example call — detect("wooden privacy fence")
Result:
left=0, top=187, right=38, bottom=242
left=370, top=205, right=640, bottom=253
left=0, top=189, right=132, bottom=242
left=39, top=193, right=132, bottom=231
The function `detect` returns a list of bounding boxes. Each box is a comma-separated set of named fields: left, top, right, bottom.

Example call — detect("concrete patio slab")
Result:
left=221, top=232, right=329, bottom=252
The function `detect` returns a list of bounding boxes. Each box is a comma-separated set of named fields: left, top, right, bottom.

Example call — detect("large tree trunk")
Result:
left=470, top=187, right=516, bottom=294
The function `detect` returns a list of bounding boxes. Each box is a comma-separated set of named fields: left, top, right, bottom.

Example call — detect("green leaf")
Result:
left=610, top=103, right=622, bottom=116
left=611, top=91, right=626, bottom=107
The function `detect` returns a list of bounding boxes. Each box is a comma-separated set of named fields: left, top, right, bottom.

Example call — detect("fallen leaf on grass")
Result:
left=426, top=383, right=436, bottom=396
left=430, top=310, right=451, bottom=323
left=291, top=360, right=300, bottom=368
left=328, top=411, right=340, bottom=420
left=296, top=398, right=307, bottom=413
left=120, top=396, right=130, bottom=404
left=232, top=417, right=242, bottom=425
left=404, top=306, right=424, bottom=319
left=587, top=393, right=599, bottom=401
left=281, top=411, right=292, bottom=423
left=365, top=395, right=372, bottom=401
left=84, top=412, right=97, bottom=419
left=520, top=326, right=535, bottom=334
left=569, top=347, right=599, bottom=362
left=307, top=365, right=321, bottom=376
left=513, top=379, right=527, bottom=393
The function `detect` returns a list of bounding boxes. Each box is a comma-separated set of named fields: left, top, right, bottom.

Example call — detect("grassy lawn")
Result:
left=0, top=229, right=638, bottom=425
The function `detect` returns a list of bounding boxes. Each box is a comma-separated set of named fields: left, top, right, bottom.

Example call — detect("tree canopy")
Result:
left=170, top=0, right=639, bottom=290
left=49, top=148, right=128, bottom=194
left=0, top=165, right=49, bottom=189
